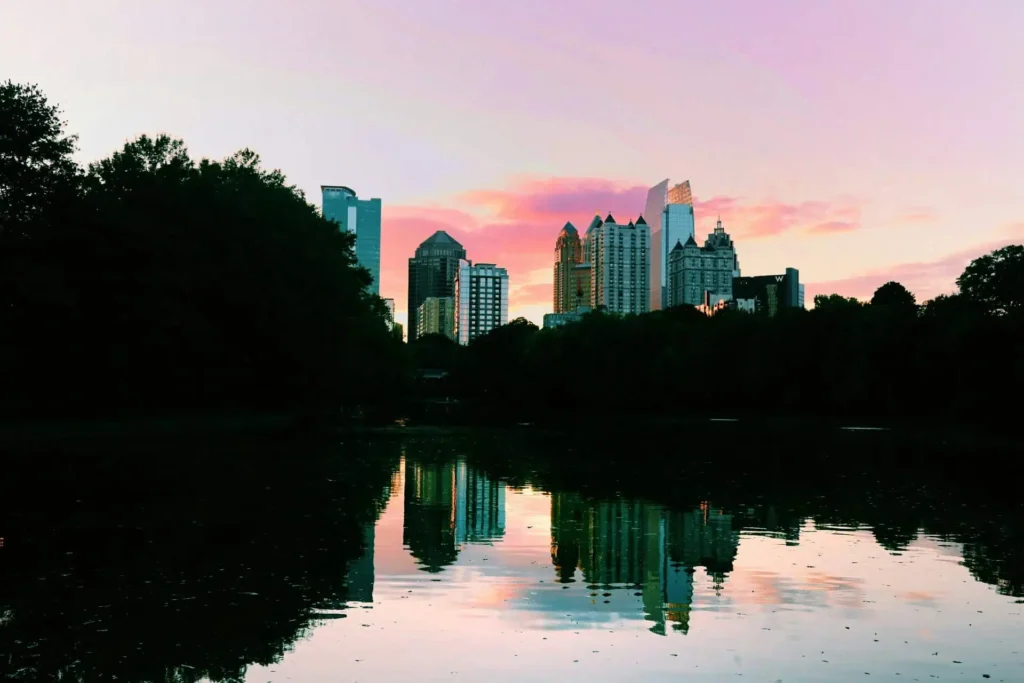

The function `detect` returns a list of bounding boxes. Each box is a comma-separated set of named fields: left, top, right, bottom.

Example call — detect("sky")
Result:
left=4, top=0, right=1024, bottom=328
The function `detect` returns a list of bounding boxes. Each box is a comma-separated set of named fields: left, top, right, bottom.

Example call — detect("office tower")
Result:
left=416, top=296, right=455, bottom=340
left=321, top=186, right=382, bottom=294
left=667, top=218, right=740, bottom=308
left=407, top=231, right=467, bottom=343
left=454, top=260, right=509, bottom=345
left=403, top=459, right=460, bottom=573
left=383, top=298, right=395, bottom=323
left=344, top=521, right=375, bottom=603
left=554, top=222, right=586, bottom=313
left=732, top=268, right=802, bottom=316
left=646, top=180, right=696, bottom=310
left=585, top=214, right=650, bottom=315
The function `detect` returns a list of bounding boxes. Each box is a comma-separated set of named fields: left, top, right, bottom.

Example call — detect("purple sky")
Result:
left=5, top=0, right=1023, bottom=325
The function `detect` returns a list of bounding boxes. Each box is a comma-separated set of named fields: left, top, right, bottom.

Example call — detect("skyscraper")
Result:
left=554, top=222, right=586, bottom=313
left=416, top=296, right=455, bottom=340
left=586, top=213, right=650, bottom=315
left=646, top=180, right=696, bottom=310
left=321, top=186, right=382, bottom=294
left=667, top=218, right=739, bottom=307
left=407, top=231, right=466, bottom=343
left=454, top=260, right=509, bottom=345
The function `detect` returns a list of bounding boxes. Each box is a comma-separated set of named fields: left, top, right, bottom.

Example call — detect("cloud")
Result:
left=381, top=177, right=648, bottom=325
left=380, top=176, right=868, bottom=324
left=805, top=239, right=1017, bottom=302
left=694, top=196, right=862, bottom=239
left=898, top=207, right=936, bottom=224
left=808, top=220, right=859, bottom=235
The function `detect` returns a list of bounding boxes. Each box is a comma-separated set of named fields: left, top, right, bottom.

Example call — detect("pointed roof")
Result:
left=627, top=220, right=635, bottom=228
left=587, top=215, right=604, bottom=231
left=670, top=240, right=685, bottom=253
left=605, top=213, right=616, bottom=224
left=559, top=221, right=578, bottom=235
left=683, top=235, right=699, bottom=247
left=420, top=230, right=463, bottom=248
left=635, top=214, right=647, bottom=225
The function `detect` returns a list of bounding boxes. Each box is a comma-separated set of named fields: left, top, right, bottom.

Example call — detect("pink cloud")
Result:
left=805, top=239, right=1017, bottom=302
left=460, top=177, right=648, bottom=223
left=808, top=220, right=859, bottom=235
left=695, top=196, right=863, bottom=239
left=898, top=207, right=936, bottom=223
left=380, top=177, right=869, bottom=321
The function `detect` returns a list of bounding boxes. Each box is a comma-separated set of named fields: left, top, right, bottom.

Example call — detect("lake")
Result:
left=0, top=425, right=1021, bottom=681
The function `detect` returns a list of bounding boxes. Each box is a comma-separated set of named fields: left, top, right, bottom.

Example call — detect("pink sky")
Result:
left=4, top=0, right=1023, bottom=327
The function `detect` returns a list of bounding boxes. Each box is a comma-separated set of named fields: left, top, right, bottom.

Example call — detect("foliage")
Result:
left=870, top=280, right=917, bottom=309
left=0, top=80, right=80, bottom=241
left=1, top=83, right=404, bottom=420
left=956, top=245, right=1024, bottom=316
left=407, top=250, right=1023, bottom=426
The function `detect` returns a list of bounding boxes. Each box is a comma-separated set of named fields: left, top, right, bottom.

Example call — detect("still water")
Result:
left=0, top=428, right=1022, bottom=682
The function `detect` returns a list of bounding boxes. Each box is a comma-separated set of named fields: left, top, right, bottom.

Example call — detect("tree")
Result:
left=956, top=245, right=1024, bottom=316
left=0, top=81, right=79, bottom=240
left=870, top=281, right=917, bottom=309
left=813, top=293, right=864, bottom=312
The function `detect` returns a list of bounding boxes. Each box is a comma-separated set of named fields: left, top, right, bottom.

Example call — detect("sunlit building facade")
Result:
left=454, top=260, right=509, bottom=345
left=322, top=185, right=382, bottom=294
left=586, top=214, right=650, bottom=315
left=646, top=179, right=696, bottom=310
left=554, top=222, right=588, bottom=313
left=416, top=296, right=455, bottom=340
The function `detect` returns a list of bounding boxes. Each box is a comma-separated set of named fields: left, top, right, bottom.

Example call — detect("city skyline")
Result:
left=7, top=1, right=1023, bottom=330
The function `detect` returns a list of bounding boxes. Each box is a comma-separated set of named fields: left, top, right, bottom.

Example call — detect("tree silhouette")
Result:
left=957, top=245, right=1024, bottom=316
left=870, top=281, right=917, bottom=309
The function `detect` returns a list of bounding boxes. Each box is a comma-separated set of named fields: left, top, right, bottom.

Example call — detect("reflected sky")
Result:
left=242, top=456, right=1024, bottom=683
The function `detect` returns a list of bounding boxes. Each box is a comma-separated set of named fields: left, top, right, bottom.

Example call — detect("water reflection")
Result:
left=0, top=430, right=1022, bottom=682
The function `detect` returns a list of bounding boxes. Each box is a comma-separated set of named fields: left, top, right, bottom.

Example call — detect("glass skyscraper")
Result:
left=646, top=179, right=695, bottom=310
left=321, top=185, right=382, bottom=295
left=407, top=231, right=467, bottom=343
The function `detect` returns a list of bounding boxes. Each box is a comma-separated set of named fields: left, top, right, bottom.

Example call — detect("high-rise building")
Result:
left=407, top=231, right=467, bottom=343
left=383, top=297, right=395, bottom=323
left=646, top=180, right=695, bottom=310
left=732, top=268, right=802, bottom=316
left=554, top=222, right=589, bottom=313
left=454, top=260, right=509, bottom=345
left=416, top=296, right=455, bottom=340
left=667, top=218, right=740, bottom=307
left=322, top=186, right=382, bottom=294
left=585, top=214, right=650, bottom=315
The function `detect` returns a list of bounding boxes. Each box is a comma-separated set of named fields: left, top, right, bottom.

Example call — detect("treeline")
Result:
left=1, top=81, right=407, bottom=421
left=3, top=81, right=1021, bottom=426
left=411, top=248, right=1024, bottom=426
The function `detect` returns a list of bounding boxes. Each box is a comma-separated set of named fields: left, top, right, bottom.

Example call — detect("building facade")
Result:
left=732, top=268, right=802, bottom=317
left=542, top=306, right=591, bottom=329
left=667, top=218, right=740, bottom=307
left=554, top=222, right=585, bottom=313
left=585, top=214, right=650, bottom=315
left=646, top=179, right=696, bottom=310
left=416, top=296, right=455, bottom=340
left=321, top=186, right=382, bottom=294
left=454, top=260, right=509, bottom=345
left=407, top=231, right=467, bottom=343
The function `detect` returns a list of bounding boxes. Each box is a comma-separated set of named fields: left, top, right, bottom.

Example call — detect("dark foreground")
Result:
left=0, top=424, right=1021, bottom=682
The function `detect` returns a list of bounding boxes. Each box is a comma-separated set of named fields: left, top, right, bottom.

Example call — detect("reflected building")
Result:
left=344, top=521, right=375, bottom=603
left=403, top=459, right=507, bottom=572
left=549, top=495, right=739, bottom=635
left=403, top=459, right=460, bottom=572
left=454, top=463, right=506, bottom=545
